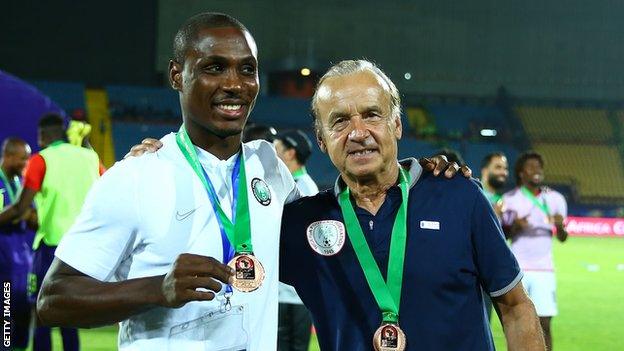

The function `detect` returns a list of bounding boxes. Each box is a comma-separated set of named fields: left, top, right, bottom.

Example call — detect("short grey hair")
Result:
left=311, top=60, right=402, bottom=131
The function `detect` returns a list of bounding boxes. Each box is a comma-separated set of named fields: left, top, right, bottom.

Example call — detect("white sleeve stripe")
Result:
left=489, top=270, right=524, bottom=297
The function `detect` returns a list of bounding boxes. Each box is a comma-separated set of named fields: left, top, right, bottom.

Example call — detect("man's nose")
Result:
left=348, top=116, right=370, bottom=141
left=221, top=69, right=243, bottom=93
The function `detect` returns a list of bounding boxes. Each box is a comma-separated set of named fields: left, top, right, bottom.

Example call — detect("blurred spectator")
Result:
left=0, top=137, right=34, bottom=351
left=502, top=151, right=568, bottom=351
left=479, top=151, right=509, bottom=321
left=243, top=123, right=277, bottom=142
left=273, top=129, right=318, bottom=351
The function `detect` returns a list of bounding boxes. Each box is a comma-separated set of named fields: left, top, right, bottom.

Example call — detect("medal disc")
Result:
left=227, top=253, right=265, bottom=292
left=373, top=323, right=406, bottom=351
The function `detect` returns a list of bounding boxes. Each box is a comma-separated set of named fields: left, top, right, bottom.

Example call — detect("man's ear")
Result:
left=285, top=148, right=297, bottom=162
left=316, top=130, right=327, bottom=153
left=169, top=60, right=183, bottom=91
left=394, top=114, right=403, bottom=140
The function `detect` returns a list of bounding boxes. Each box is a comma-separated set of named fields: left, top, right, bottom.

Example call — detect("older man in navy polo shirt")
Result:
left=280, top=60, right=545, bottom=351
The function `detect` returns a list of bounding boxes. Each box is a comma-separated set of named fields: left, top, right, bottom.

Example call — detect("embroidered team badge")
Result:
left=307, top=220, right=346, bottom=256
left=251, top=178, right=271, bottom=206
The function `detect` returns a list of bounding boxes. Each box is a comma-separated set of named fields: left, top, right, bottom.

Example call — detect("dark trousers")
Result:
left=278, top=303, right=312, bottom=351
left=0, top=232, right=33, bottom=350
left=30, top=244, right=80, bottom=351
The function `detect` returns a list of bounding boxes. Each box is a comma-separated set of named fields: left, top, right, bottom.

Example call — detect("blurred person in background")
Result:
left=480, top=151, right=508, bottom=220
left=274, top=130, right=319, bottom=197
left=0, top=113, right=102, bottom=351
left=273, top=129, right=318, bottom=351
left=0, top=137, right=34, bottom=351
left=479, top=151, right=509, bottom=321
left=502, top=151, right=568, bottom=350
left=243, top=122, right=277, bottom=142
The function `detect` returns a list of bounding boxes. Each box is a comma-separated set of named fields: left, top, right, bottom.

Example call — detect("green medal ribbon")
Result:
left=0, top=168, right=20, bottom=204
left=484, top=191, right=502, bottom=205
left=175, top=125, right=253, bottom=254
left=338, top=168, right=410, bottom=324
left=291, top=166, right=308, bottom=180
left=520, top=186, right=550, bottom=216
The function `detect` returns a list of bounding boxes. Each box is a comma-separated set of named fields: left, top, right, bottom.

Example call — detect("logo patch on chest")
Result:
left=251, top=178, right=271, bottom=206
left=420, top=220, right=440, bottom=230
left=306, top=220, right=346, bottom=256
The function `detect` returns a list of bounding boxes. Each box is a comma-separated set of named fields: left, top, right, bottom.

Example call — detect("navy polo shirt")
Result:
left=280, top=159, right=522, bottom=351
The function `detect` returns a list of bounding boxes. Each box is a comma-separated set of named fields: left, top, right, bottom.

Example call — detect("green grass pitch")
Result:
left=38, top=237, right=622, bottom=350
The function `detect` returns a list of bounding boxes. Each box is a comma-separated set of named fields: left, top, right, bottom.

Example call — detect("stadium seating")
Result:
left=515, top=105, right=624, bottom=204
left=533, top=143, right=624, bottom=202
left=397, top=138, right=439, bottom=160
left=616, top=110, right=624, bottom=139
left=33, top=80, right=624, bottom=207
left=106, top=85, right=180, bottom=121
left=106, top=85, right=312, bottom=129
left=112, top=122, right=178, bottom=160
left=250, top=96, right=312, bottom=128
left=516, top=106, right=613, bottom=143
left=427, top=103, right=505, bottom=137
left=31, top=80, right=86, bottom=112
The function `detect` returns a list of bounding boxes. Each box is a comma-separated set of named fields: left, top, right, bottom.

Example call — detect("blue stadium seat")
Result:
left=31, top=80, right=86, bottom=112
left=250, top=97, right=312, bottom=128
left=106, top=85, right=180, bottom=120
left=112, top=122, right=178, bottom=160
left=428, top=104, right=504, bottom=136
left=398, top=138, right=438, bottom=160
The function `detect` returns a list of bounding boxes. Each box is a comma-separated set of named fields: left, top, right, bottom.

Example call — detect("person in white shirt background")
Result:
left=502, top=150, right=568, bottom=351
left=274, top=130, right=319, bottom=197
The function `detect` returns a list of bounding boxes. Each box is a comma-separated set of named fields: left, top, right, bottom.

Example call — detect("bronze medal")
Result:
left=373, top=323, right=406, bottom=351
left=227, top=253, right=265, bottom=292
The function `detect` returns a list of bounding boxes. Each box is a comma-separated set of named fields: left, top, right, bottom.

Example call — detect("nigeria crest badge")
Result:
left=306, top=220, right=346, bottom=256
left=251, top=178, right=271, bottom=206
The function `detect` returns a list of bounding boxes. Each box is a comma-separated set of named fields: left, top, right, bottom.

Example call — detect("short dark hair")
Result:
left=173, top=12, right=249, bottom=65
left=277, top=130, right=313, bottom=165
left=242, top=123, right=277, bottom=143
left=480, top=151, right=506, bottom=170
left=514, top=151, right=544, bottom=185
left=38, top=113, right=65, bottom=129
left=38, top=113, right=66, bottom=141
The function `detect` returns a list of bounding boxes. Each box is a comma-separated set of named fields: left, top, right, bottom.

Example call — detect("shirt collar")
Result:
left=195, top=145, right=241, bottom=169
left=332, top=158, right=423, bottom=198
